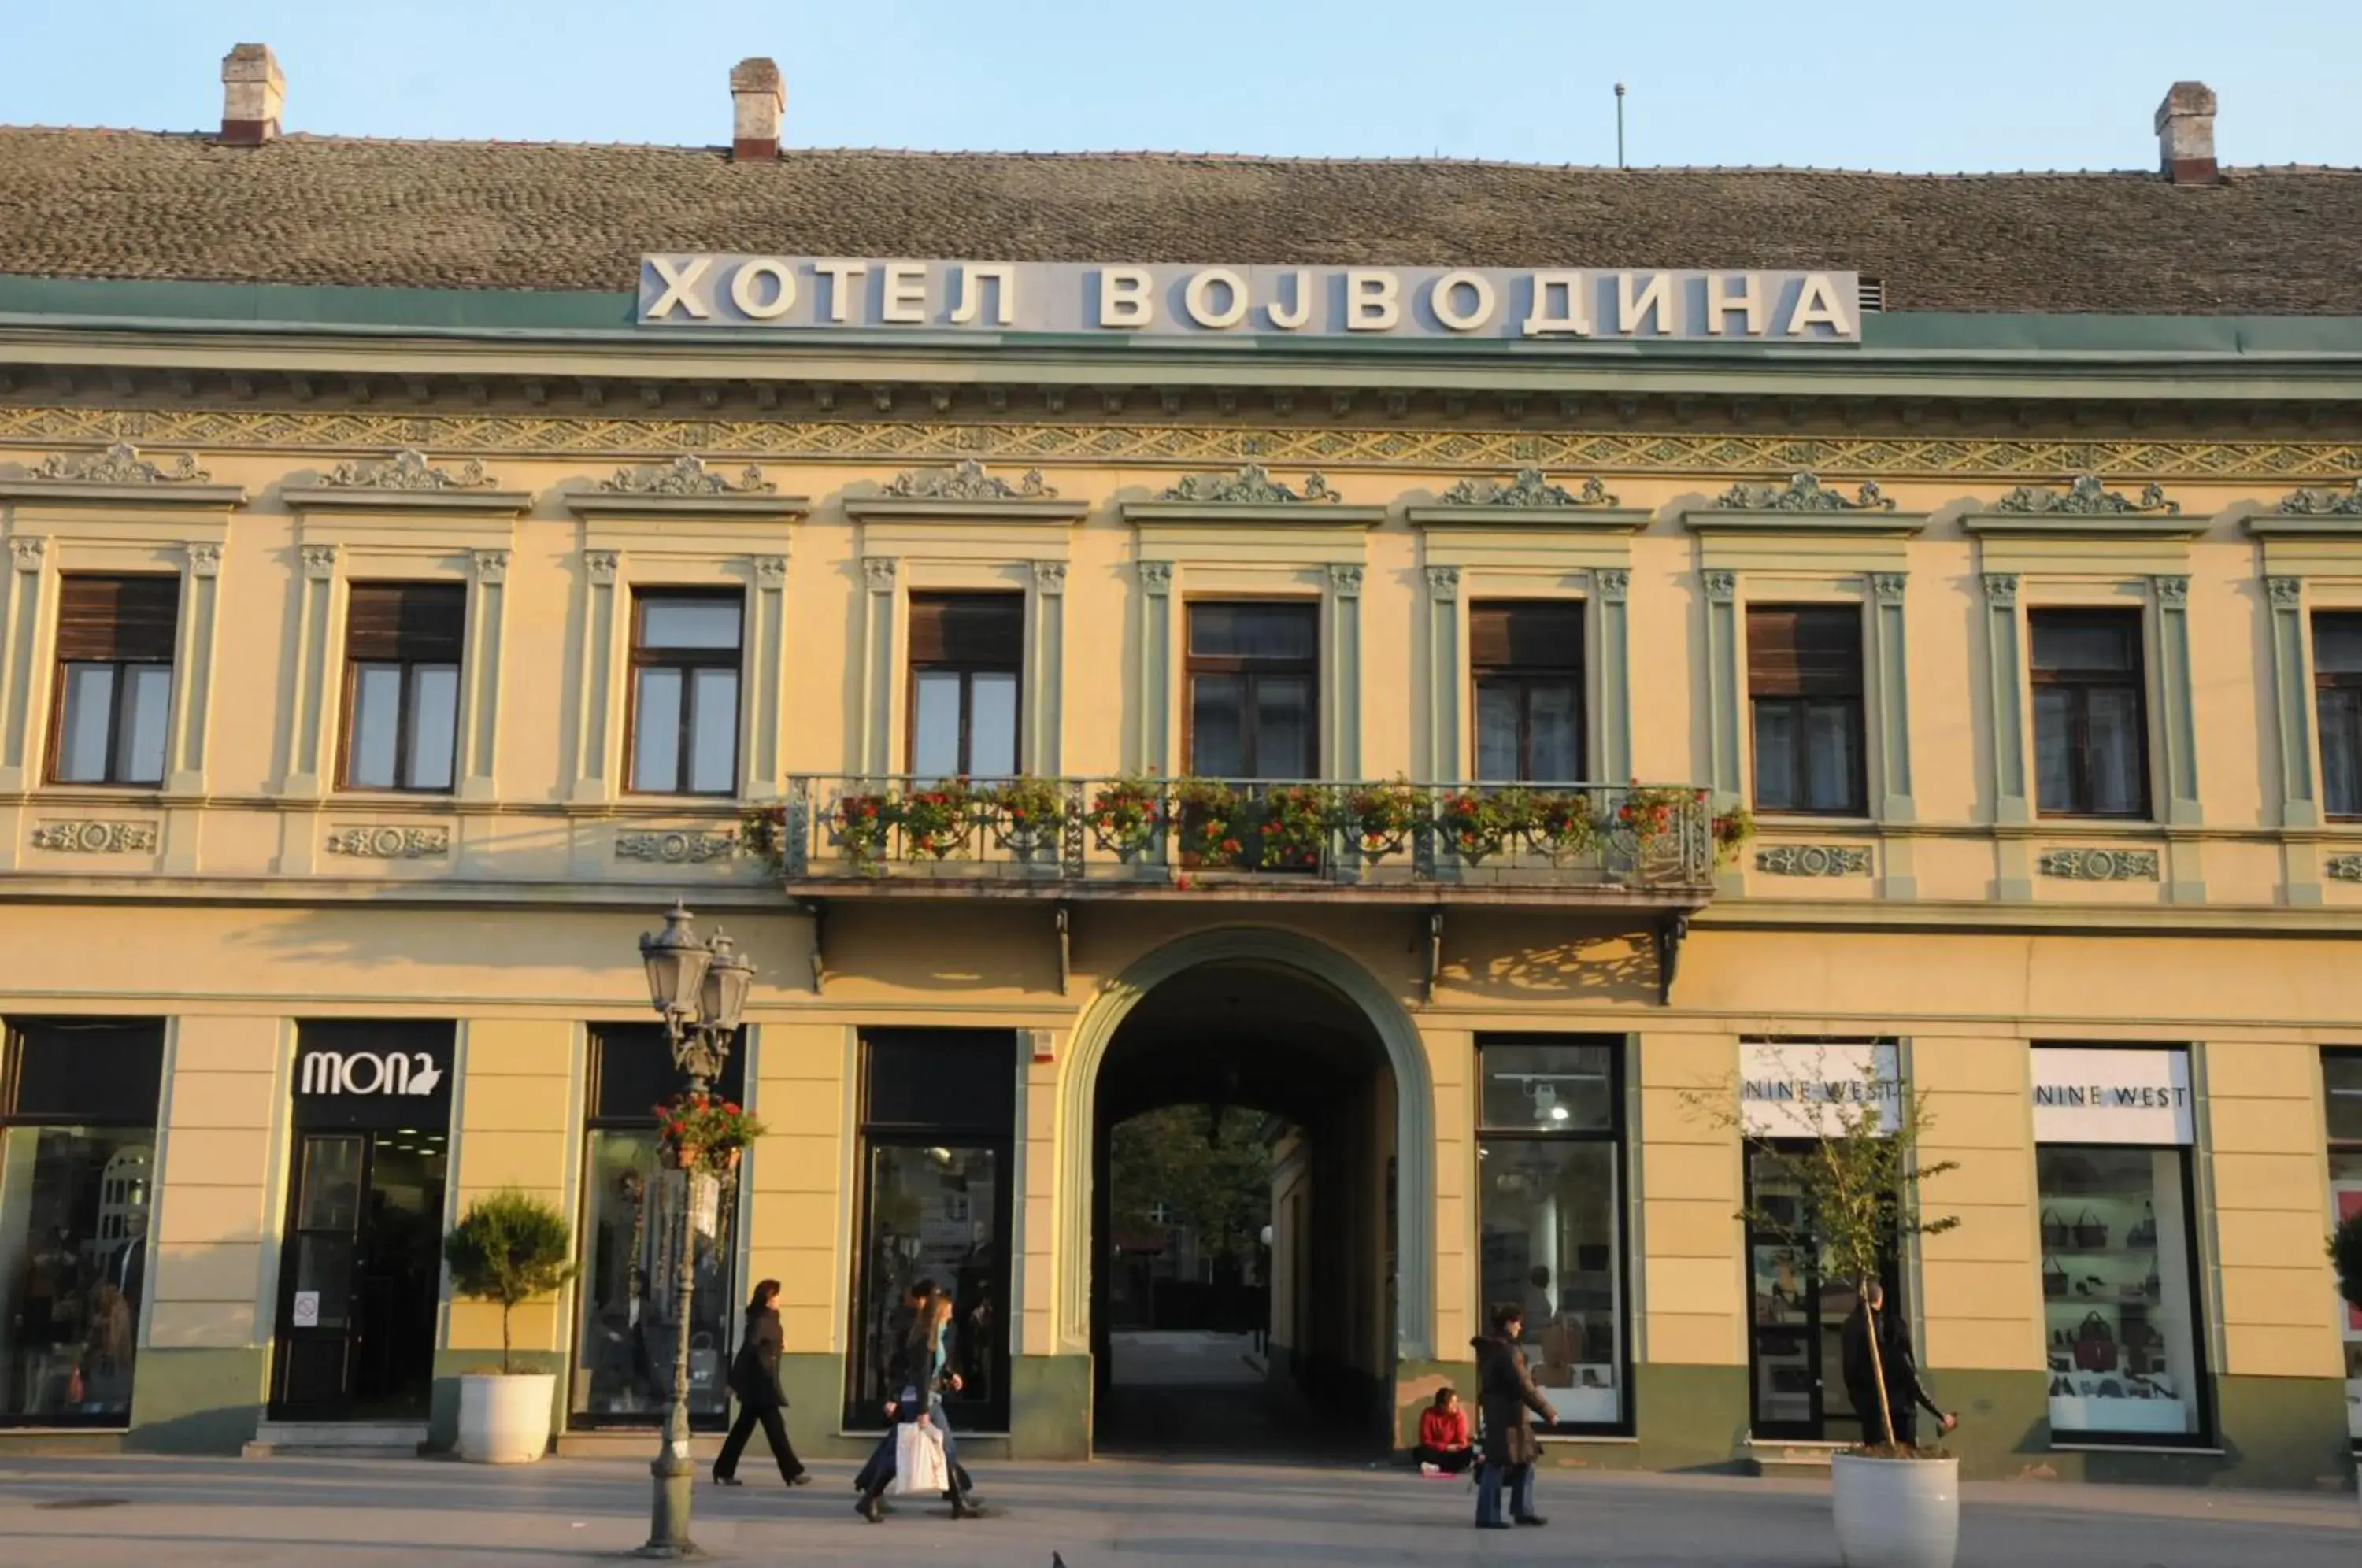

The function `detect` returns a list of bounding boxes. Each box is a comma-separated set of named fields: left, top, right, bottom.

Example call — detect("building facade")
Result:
left=0, top=50, right=2358, bottom=1488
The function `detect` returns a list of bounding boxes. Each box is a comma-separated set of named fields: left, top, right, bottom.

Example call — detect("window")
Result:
left=628, top=592, right=742, bottom=796
left=569, top=1024, right=746, bottom=1431
left=1186, top=601, right=1318, bottom=779
left=1747, top=605, right=1864, bottom=815
left=50, top=575, right=178, bottom=786
left=1477, top=1037, right=1628, bottom=1431
left=909, top=593, right=1022, bottom=780
left=341, top=583, right=464, bottom=792
left=0, top=1019, right=165, bottom=1426
left=2323, top=1052, right=2362, bottom=1440
left=2031, top=609, right=2149, bottom=818
left=1472, top=601, right=1583, bottom=782
left=2318, top=615, right=2362, bottom=820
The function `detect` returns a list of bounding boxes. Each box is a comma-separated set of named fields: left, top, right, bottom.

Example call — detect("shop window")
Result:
left=846, top=1030, right=1016, bottom=1433
left=50, top=575, right=178, bottom=786
left=0, top=1019, right=165, bottom=1427
left=1472, top=601, right=1583, bottom=782
left=908, top=592, right=1022, bottom=780
left=2316, top=614, right=2362, bottom=820
left=569, top=1024, right=746, bottom=1431
left=1476, top=1037, right=1628, bottom=1431
left=342, top=582, right=465, bottom=792
left=2032, top=1045, right=2208, bottom=1445
left=1186, top=601, right=1318, bottom=779
left=2323, top=1050, right=2362, bottom=1440
left=2031, top=609, right=2149, bottom=819
left=628, top=591, right=742, bottom=796
left=1747, top=605, right=1865, bottom=815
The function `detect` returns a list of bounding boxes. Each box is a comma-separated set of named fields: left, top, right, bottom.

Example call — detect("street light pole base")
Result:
left=641, top=1452, right=698, bottom=1559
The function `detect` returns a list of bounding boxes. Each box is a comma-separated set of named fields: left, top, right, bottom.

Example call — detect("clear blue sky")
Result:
left=10, top=0, right=2359, bottom=172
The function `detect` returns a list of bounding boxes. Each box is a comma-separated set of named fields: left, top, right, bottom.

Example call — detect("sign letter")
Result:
left=1429, top=270, right=1496, bottom=331
left=950, top=264, right=1016, bottom=326
left=813, top=260, right=868, bottom=324
left=1783, top=272, right=1853, bottom=338
left=1616, top=272, right=1675, bottom=335
left=1522, top=271, right=1593, bottom=337
left=728, top=257, right=798, bottom=320
left=1183, top=268, right=1249, bottom=329
left=1346, top=269, right=1401, bottom=331
left=1100, top=267, right=1154, bottom=328
left=881, top=263, right=930, bottom=324
left=1265, top=269, right=1312, bottom=331
left=1705, top=273, right=1766, bottom=337
left=646, top=256, right=713, bottom=320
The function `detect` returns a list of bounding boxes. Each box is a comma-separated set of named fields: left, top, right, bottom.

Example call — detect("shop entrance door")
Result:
left=1744, top=1145, right=1898, bottom=1442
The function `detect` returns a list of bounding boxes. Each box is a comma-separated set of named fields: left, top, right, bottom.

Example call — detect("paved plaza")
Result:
left=0, top=1452, right=2355, bottom=1566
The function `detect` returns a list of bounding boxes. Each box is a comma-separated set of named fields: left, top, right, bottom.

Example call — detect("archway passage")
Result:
left=1091, top=956, right=1398, bottom=1459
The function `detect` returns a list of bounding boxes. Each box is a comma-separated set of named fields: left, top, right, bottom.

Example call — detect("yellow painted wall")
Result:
left=1635, top=1030, right=1745, bottom=1367
left=148, top=1015, right=283, bottom=1352
left=745, top=1022, right=850, bottom=1355
left=445, top=1019, right=576, bottom=1356
left=2204, top=1041, right=2342, bottom=1378
left=1911, top=1037, right=2040, bottom=1372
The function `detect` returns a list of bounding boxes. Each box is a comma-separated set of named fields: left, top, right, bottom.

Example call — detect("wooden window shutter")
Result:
left=909, top=593, right=1022, bottom=668
left=346, top=582, right=466, bottom=663
left=1746, top=605, right=1863, bottom=697
left=1470, top=601, right=1583, bottom=671
left=54, top=575, right=180, bottom=662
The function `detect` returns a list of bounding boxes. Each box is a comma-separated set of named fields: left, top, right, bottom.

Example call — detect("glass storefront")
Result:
left=2321, top=1051, right=2362, bottom=1441
left=0, top=1020, right=164, bottom=1426
left=1476, top=1037, right=1627, bottom=1430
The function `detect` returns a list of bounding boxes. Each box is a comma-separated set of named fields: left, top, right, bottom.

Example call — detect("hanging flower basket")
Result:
left=1341, top=778, right=1419, bottom=860
left=898, top=778, right=979, bottom=860
left=655, top=1093, right=767, bottom=1174
left=1089, top=773, right=1164, bottom=860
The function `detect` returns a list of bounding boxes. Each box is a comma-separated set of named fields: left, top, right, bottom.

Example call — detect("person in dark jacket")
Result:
left=1472, top=1303, right=1556, bottom=1530
left=713, top=1280, right=809, bottom=1488
left=855, top=1293, right=982, bottom=1523
left=1839, top=1281, right=1956, bottom=1448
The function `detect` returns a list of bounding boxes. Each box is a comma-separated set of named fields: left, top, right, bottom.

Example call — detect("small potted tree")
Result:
left=442, top=1189, right=577, bottom=1464
left=2331, top=1210, right=2362, bottom=1522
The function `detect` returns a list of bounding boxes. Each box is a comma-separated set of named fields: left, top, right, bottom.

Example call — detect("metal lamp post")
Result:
left=636, top=901, right=754, bottom=1559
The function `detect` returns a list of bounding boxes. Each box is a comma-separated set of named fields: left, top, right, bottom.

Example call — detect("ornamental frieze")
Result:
left=325, top=825, right=451, bottom=859
left=880, top=459, right=1056, bottom=501
left=616, top=829, right=738, bottom=864
left=1435, top=469, right=1619, bottom=508
left=1755, top=844, right=1872, bottom=877
left=1994, top=475, right=2178, bottom=516
left=1712, top=472, right=1892, bottom=512
left=317, top=448, right=494, bottom=490
left=2275, top=480, right=2362, bottom=516
left=1159, top=464, right=1339, bottom=504
left=2038, top=848, right=2160, bottom=882
left=30, top=819, right=157, bottom=854
left=21, top=441, right=210, bottom=484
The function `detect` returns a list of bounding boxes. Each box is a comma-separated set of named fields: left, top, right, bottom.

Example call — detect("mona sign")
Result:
left=298, top=1048, right=446, bottom=1098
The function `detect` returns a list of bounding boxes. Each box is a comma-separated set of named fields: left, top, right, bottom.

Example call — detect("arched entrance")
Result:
left=1057, top=928, right=1435, bottom=1458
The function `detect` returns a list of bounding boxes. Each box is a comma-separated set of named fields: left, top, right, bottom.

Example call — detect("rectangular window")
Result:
left=2031, top=609, right=2150, bottom=818
left=2324, top=1051, right=2362, bottom=1440
left=568, top=1024, right=746, bottom=1431
left=1186, top=601, right=1318, bottom=780
left=1477, top=1037, right=1628, bottom=1432
left=1747, top=605, right=1865, bottom=815
left=2317, top=614, right=2362, bottom=820
left=909, top=593, right=1023, bottom=780
left=341, top=582, right=465, bottom=792
left=0, top=1019, right=165, bottom=1427
left=1472, top=601, right=1584, bottom=782
left=628, top=592, right=742, bottom=796
left=50, top=575, right=178, bottom=786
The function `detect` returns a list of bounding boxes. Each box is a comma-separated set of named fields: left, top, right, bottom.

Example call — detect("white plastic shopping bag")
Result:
left=893, top=1419, right=949, bottom=1496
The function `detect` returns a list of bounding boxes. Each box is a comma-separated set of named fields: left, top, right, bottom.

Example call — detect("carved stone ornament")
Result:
left=1138, top=560, right=1174, bottom=594
left=2152, top=575, right=2190, bottom=609
left=320, top=449, right=493, bottom=490
left=1160, top=464, right=1339, bottom=505
left=1871, top=572, right=1908, bottom=605
left=598, top=455, right=774, bottom=495
left=325, top=825, right=450, bottom=860
left=1327, top=564, right=1364, bottom=597
left=1994, top=475, right=2179, bottom=516
left=1425, top=564, right=1461, bottom=601
left=2327, top=854, right=2362, bottom=883
left=1755, top=844, right=1871, bottom=877
left=1596, top=568, right=1631, bottom=605
left=2275, top=480, right=2362, bottom=516
left=584, top=549, right=620, bottom=586
left=862, top=557, right=898, bottom=592
left=1983, top=572, right=2020, bottom=608
left=31, top=819, right=157, bottom=854
left=754, top=554, right=789, bottom=586
left=616, top=829, right=738, bottom=864
left=28, top=442, right=210, bottom=485
left=1713, top=472, right=1893, bottom=512
left=2038, top=848, right=2160, bottom=882
left=302, top=545, right=339, bottom=580
left=1437, top=469, right=1620, bottom=508
left=1032, top=560, right=1068, bottom=594
left=8, top=538, right=43, bottom=572
left=882, top=459, right=1057, bottom=501
left=1702, top=570, right=1738, bottom=604
left=186, top=542, right=221, bottom=579
left=2268, top=576, right=2303, bottom=608
left=472, top=549, right=509, bottom=585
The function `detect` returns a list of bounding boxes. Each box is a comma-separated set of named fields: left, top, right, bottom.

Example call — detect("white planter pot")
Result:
left=1830, top=1452, right=1959, bottom=1568
left=456, top=1372, right=555, bottom=1465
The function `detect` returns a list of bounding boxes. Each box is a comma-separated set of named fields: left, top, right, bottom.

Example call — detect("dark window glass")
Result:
left=1186, top=601, right=1318, bottom=779
left=51, top=576, right=178, bottom=786
left=1748, top=605, right=1864, bottom=815
left=1472, top=601, right=1583, bottom=782
left=8, top=1021, right=166, bottom=1124
left=2317, top=614, right=2362, bottom=819
left=2031, top=609, right=2150, bottom=818
left=629, top=592, right=742, bottom=796
left=2327, top=1052, right=2362, bottom=1145
left=909, top=593, right=1023, bottom=780
left=587, top=1023, right=746, bottom=1122
left=342, top=583, right=464, bottom=791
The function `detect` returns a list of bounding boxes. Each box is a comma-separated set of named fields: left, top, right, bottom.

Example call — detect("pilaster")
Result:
left=2265, top=577, right=2321, bottom=904
left=1702, top=569, right=1742, bottom=804
left=1595, top=568, right=1632, bottom=785
left=2152, top=574, right=2205, bottom=902
left=1868, top=571, right=1917, bottom=898
left=1423, top=565, right=1461, bottom=780
left=1135, top=561, right=1173, bottom=774
left=860, top=556, right=898, bottom=778
left=457, top=549, right=510, bottom=802
left=1981, top=572, right=2032, bottom=899
left=0, top=538, right=48, bottom=792
left=746, top=553, right=790, bottom=800
left=1326, top=563, right=1363, bottom=778
left=568, top=549, right=620, bottom=804
left=1028, top=560, right=1067, bottom=775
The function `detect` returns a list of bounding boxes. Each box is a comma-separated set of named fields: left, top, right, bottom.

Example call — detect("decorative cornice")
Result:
left=283, top=446, right=532, bottom=516
left=1756, top=844, right=1871, bottom=877
left=1435, top=469, right=1620, bottom=508
left=320, top=449, right=492, bottom=490
left=616, top=828, right=738, bottom=864
left=30, top=819, right=157, bottom=854
left=883, top=459, right=1056, bottom=501
left=2274, top=480, right=2362, bottom=516
left=2038, top=847, right=2160, bottom=882
left=2247, top=479, right=2362, bottom=538
left=1160, top=464, right=1338, bottom=505
left=29, top=442, right=209, bottom=485
left=1994, top=475, right=2179, bottom=516
left=325, top=825, right=450, bottom=860
left=1712, top=472, right=1893, bottom=513
left=0, top=440, right=246, bottom=508
left=602, top=454, right=774, bottom=496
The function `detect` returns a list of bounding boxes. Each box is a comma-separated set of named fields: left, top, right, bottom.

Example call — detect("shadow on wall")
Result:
left=1440, top=918, right=1658, bottom=1004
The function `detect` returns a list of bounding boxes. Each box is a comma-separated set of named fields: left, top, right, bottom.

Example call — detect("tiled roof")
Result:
left=2, top=128, right=2360, bottom=314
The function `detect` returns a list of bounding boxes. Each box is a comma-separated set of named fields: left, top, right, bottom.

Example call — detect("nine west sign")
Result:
left=638, top=257, right=1863, bottom=343
left=2031, top=1047, right=2193, bottom=1146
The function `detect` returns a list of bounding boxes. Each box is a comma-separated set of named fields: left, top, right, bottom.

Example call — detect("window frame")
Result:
left=2315, top=611, right=2362, bottom=822
left=624, top=588, right=745, bottom=798
left=2321, top=1048, right=2362, bottom=1449
left=1745, top=602, right=1868, bottom=818
left=1182, top=597, right=1322, bottom=781
left=1470, top=599, right=1586, bottom=784
left=2029, top=607, right=2153, bottom=820
left=905, top=591, right=1025, bottom=780
left=336, top=581, right=466, bottom=795
left=46, top=574, right=180, bottom=790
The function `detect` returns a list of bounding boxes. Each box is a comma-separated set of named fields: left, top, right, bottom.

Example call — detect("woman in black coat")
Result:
left=713, top=1280, right=809, bottom=1487
left=1472, top=1304, right=1556, bottom=1531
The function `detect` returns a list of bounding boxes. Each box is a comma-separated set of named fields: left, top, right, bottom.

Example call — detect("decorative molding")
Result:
left=1436, top=469, right=1619, bottom=508
left=2327, top=854, right=2362, bottom=883
left=1138, top=560, right=1174, bottom=595
left=301, top=544, right=339, bottom=580
left=9, top=537, right=44, bottom=572
left=1702, top=569, right=1738, bottom=604
left=583, top=549, right=620, bottom=585
left=185, top=541, right=221, bottom=578
left=2152, top=574, right=2190, bottom=608
left=1031, top=560, right=1068, bottom=595
left=2268, top=576, right=2303, bottom=608
left=1983, top=572, right=2019, bottom=608
left=1871, top=572, right=1908, bottom=605
left=2275, top=480, right=2362, bottom=516
left=1755, top=844, right=1871, bottom=877
left=881, top=459, right=1056, bottom=501
left=1994, top=475, right=2178, bottom=516
left=30, top=819, right=157, bottom=854
left=319, top=449, right=493, bottom=490
left=616, top=828, right=738, bottom=864
left=861, top=556, right=898, bottom=592
left=598, top=454, right=774, bottom=495
left=1712, top=472, right=1892, bottom=512
left=26, top=442, right=209, bottom=485
left=1425, top=564, right=1461, bottom=601
left=1327, top=563, right=1364, bottom=598
left=1596, top=568, right=1631, bottom=605
left=1159, top=464, right=1338, bottom=504
left=324, top=825, right=450, bottom=859
left=2038, top=847, right=2160, bottom=882
left=753, top=554, right=789, bottom=586
left=472, top=549, right=509, bottom=585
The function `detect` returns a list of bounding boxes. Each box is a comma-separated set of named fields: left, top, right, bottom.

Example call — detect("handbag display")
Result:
left=2040, top=1209, right=2071, bottom=1250
left=2071, top=1210, right=2108, bottom=1250
left=2072, top=1311, right=2117, bottom=1374
left=2042, top=1257, right=2068, bottom=1299
left=2125, top=1203, right=2157, bottom=1250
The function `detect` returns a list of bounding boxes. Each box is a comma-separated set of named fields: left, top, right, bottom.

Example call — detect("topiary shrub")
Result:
left=442, top=1189, right=576, bottom=1375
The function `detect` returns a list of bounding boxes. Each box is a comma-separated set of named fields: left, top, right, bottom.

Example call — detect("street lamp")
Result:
left=635, top=901, right=754, bottom=1559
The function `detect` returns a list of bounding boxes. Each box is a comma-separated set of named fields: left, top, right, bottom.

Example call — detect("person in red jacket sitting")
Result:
left=1415, top=1386, right=1476, bottom=1475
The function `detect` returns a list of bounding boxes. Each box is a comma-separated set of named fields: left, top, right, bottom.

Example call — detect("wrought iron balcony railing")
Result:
left=749, top=776, right=1720, bottom=900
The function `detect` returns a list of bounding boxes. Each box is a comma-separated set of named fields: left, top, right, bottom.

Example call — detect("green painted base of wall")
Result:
left=1598, top=1363, right=1750, bottom=1473
left=0, top=1429, right=127, bottom=1455
left=1012, top=1354, right=1092, bottom=1459
left=425, top=1349, right=568, bottom=1455
left=124, top=1347, right=268, bottom=1454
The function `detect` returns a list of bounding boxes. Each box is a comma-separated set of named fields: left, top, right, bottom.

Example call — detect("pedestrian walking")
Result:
left=855, top=1292, right=983, bottom=1522
left=1839, top=1281, right=1956, bottom=1449
left=1472, top=1303, right=1555, bottom=1530
left=712, top=1279, right=809, bottom=1488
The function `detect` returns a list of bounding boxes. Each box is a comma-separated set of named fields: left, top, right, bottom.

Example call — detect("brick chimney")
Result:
left=2154, top=81, right=2217, bottom=183
left=220, top=43, right=284, bottom=146
left=730, top=57, right=783, bottom=161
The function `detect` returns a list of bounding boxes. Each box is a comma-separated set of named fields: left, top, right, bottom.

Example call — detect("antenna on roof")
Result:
left=1615, top=82, right=1627, bottom=169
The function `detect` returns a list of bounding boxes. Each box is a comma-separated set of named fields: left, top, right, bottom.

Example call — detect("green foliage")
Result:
left=2331, top=1210, right=2362, bottom=1313
left=443, top=1189, right=577, bottom=1374
left=1109, top=1104, right=1275, bottom=1267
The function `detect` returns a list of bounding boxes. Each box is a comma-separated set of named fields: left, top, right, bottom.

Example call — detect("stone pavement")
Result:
left=0, top=1452, right=2355, bottom=1566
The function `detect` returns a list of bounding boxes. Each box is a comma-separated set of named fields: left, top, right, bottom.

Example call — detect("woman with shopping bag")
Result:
left=855, top=1294, right=983, bottom=1522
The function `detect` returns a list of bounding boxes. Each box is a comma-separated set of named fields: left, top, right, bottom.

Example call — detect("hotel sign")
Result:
left=638, top=257, right=1862, bottom=343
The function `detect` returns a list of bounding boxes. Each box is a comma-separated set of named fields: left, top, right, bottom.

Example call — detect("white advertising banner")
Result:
left=1738, top=1042, right=1901, bottom=1137
left=2030, top=1048, right=2193, bottom=1146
